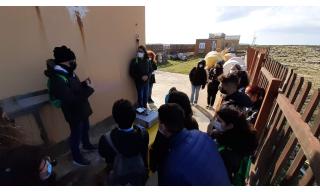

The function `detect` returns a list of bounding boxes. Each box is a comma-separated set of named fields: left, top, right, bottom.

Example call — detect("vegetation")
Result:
left=158, top=57, right=200, bottom=75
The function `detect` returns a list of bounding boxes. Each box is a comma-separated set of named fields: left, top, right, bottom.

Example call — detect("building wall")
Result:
left=0, top=6, right=145, bottom=144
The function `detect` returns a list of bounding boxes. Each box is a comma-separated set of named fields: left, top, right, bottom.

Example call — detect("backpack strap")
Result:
left=55, top=74, right=68, bottom=83
left=105, top=131, right=120, bottom=154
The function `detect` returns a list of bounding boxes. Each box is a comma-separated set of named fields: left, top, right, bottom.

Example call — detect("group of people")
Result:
left=0, top=45, right=266, bottom=186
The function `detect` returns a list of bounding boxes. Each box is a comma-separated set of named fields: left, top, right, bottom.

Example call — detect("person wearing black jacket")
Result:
left=147, top=50, right=157, bottom=103
left=129, top=45, right=152, bottom=108
left=98, top=99, right=149, bottom=184
left=189, top=59, right=207, bottom=105
left=44, top=45, right=95, bottom=166
left=207, top=60, right=224, bottom=109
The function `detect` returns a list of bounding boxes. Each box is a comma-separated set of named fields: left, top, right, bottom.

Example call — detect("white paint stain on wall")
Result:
left=66, top=6, right=89, bottom=23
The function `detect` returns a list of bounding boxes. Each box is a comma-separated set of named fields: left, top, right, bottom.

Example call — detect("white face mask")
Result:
left=137, top=52, right=144, bottom=58
left=212, top=120, right=224, bottom=132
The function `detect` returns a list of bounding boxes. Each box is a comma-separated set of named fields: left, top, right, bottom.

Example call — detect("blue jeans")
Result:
left=136, top=83, right=149, bottom=108
left=190, top=85, right=201, bottom=104
left=69, top=119, right=92, bottom=161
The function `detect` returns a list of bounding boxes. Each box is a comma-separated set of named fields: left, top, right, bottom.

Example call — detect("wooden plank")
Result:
left=270, top=86, right=318, bottom=184
left=277, top=94, right=320, bottom=185
left=282, top=89, right=320, bottom=185
left=298, top=167, right=315, bottom=186
left=251, top=53, right=266, bottom=86
left=281, top=69, right=293, bottom=93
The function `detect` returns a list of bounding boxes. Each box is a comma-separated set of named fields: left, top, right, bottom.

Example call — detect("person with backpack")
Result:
left=156, top=103, right=230, bottom=186
left=129, top=45, right=153, bottom=109
left=206, top=60, right=224, bottom=110
left=98, top=99, right=149, bottom=185
left=44, top=45, right=95, bottom=166
left=189, top=59, right=207, bottom=105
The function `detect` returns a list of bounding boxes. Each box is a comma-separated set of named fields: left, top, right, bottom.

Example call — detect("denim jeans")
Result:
left=190, top=85, right=201, bottom=104
left=69, top=118, right=92, bottom=161
left=148, top=83, right=154, bottom=100
left=136, top=82, right=149, bottom=108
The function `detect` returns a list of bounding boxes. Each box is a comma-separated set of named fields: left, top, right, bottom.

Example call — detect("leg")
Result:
left=81, top=119, right=94, bottom=148
left=194, top=86, right=201, bottom=104
left=137, top=84, right=144, bottom=108
left=148, top=83, right=154, bottom=101
left=69, top=121, right=83, bottom=161
left=190, top=84, right=195, bottom=103
left=142, top=83, right=149, bottom=108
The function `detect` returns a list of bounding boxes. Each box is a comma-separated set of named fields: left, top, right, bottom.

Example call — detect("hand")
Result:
left=85, top=77, right=91, bottom=85
left=142, top=75, right=148, bottom=81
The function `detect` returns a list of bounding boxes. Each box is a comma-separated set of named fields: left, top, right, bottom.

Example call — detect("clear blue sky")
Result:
left=146, top=2, right=320, bottom=45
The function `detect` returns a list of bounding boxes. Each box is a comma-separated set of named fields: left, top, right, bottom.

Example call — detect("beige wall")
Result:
left=0, top=6, right=145, bottom=143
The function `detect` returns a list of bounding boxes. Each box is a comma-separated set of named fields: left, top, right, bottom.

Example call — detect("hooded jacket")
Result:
left=129, top=57, right=153, bottom=86
left=44, top=62, right=94, bottom=124
left=189, top=63, right=207, bottom=87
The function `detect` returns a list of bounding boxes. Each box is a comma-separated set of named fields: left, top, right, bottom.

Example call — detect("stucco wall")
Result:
left=0, top=6, right=145, bottom=143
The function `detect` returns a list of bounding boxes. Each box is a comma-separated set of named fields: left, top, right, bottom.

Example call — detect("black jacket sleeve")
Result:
left=98, top=134, right=116, bottom=165
left=129, top=58, right=139, bottom=80
left=51, top=77, right=88, bottom=105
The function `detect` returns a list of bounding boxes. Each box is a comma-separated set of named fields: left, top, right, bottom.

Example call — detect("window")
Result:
left=199, top=42, right=206, bottom=49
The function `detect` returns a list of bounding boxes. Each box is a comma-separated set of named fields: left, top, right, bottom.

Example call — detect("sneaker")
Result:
left=148, top=98, right=154, bottom=104
left=73, top=158, right=90, bottom=166
left=206, top=105, right=210, bottom=109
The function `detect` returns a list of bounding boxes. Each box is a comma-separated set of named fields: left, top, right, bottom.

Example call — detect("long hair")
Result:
left=147, top=50, right=157, bottom=64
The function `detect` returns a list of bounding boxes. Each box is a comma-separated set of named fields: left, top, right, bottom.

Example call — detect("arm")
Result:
left=98, top=134, right=116, bottom=165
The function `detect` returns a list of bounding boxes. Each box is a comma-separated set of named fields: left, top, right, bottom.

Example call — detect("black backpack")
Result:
left=105, top=127, right=148, bottom=185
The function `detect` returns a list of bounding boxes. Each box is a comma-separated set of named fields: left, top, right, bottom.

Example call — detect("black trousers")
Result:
left=207, top=81, right=219, bottom=106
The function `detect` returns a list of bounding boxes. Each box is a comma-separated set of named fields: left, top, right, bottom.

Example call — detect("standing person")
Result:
left=147, top=50, right=157, bottom=104
left=189, top=59, right=207, bottom=105
left=156, top=104, right=230, bottom=186
left=129, top=45, right=152, bottom=109
left=44, top=45, right=95, bottom=166
left=98, top=99, right=149, bottom=185
left=206, top=60, right=224, bottom=110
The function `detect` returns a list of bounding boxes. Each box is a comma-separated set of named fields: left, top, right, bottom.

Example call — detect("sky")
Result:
left=145, top=1, right=320, bottom=45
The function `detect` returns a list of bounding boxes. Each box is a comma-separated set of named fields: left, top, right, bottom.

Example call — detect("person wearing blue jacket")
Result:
left=156, top=103, right=231, bottom=186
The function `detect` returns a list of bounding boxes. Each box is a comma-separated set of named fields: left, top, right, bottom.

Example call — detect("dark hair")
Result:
left=158, top=103, right=185, bottom=133
left=53, top=45, right=76, bottom=63
left=112, top=99, right=136, bottom=129
left=236, top=71, right=250, bottom=89
left=168, top=91, right=193, bottom=118
left=169, top=87, right=177, bottom=94
left=232, top=64, right=242, bottom=71
left=218, top=73, right=239, bottom=85
left=246, top=85, right=265, bottom=99
left=138, top=45, right=148, bottom=61
left=216, top=106, right=257, bottom=155
left=216, top=60, right=225, bottom=68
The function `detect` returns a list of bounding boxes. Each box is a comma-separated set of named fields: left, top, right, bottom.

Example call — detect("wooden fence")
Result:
left=246, top=47, right=320, bottom=185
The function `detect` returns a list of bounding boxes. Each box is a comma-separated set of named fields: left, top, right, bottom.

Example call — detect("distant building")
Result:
left=195, top=33, right=240, bottom=55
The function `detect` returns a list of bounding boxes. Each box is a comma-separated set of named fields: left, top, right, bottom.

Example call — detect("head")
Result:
left=218, top=73, right=239, bottom=95
left=158, top=103, right=185, bottom=138
left=236, top=70, right=250, bottom=89
left=245, top=85, right=265, bottom=103
left=147, top=50, right=157, bottom=63
left=216, top=60, right=225, bottom=68
left=229, top=64, right=241, bottom=74
left=53, top=45, right=77, bottom=72
left=213, top=106, right=249, bottom=133
left=197, top=59, right=206, bottom=69
left=137, top=45, right=148, bottom=60
left=168, top=87, right=177, bottom=94
left=112, top=99, right=136, bottom=129
left=167, top=91, right=193, bottom=118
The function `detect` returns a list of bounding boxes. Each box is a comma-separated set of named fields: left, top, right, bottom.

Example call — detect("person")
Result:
left=235, top=70, right=250, bottom=93
left=218, top=73, right=252, bottom=110
left=245, top=85, right=265, bottom=125
left=150, top=91, right=199, bottom=173
left=98, top=99, right=149, bottom=185
left=129, top=45, right=152, bottom=109
left=189, top=59, right=207, bottom=105
left=44, top=45, right=95, bottom=166
left=208, top=106, right=257, bottom=185
left=155, top=103, right=230, bottom=185
left=164, top=87, right=177, bottom=104
left=147, top=50, right=158, bottom=104
left=168, top=91, right=199, bottom=130
left=206, top=60, right=224, bottom=110
left=229, top=64, right=242, bottom=74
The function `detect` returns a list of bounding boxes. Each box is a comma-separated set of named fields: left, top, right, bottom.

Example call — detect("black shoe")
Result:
left=82, top=144, right=97, bottom=151
left=148, top=98, right=154, bottom=103
left=73, top=158, right=90, bottom=166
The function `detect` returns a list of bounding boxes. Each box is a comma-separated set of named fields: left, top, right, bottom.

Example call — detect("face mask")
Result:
left=212, top=120, right=224, bottom=132
left=69, top=61, right=77, bottom=71
left=39, top=160, right=53, bottom=181
left=229, top=69, right=237, bottom=74
left=137, top=52, right=144, bottom=59
left=149, top=58, right=152, bottom=61
left=199, top=64, right=203, bottom=68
